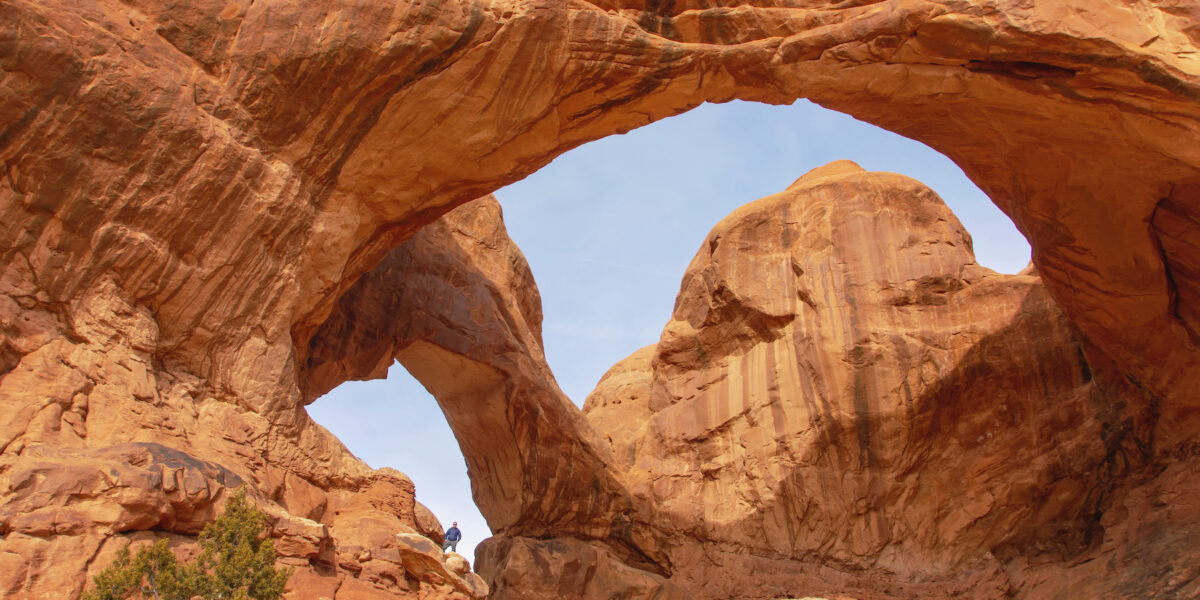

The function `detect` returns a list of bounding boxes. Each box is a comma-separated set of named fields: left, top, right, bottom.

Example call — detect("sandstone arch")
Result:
left=574, top=162, right=1165, bottom=598
left=1, top=0, right=1199, bottom=598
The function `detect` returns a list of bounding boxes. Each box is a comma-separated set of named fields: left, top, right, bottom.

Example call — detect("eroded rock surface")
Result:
left=2, top=0, right=1199, bottom=598
left=0, top=199, right=497, bottom=600
left=3, top=0, right=1198, bottom=434
left=304, top=197, right=669, bottom=585
left=304, top=197, right=644, bottom=546
left=578, top=162, right=1179, bottom=599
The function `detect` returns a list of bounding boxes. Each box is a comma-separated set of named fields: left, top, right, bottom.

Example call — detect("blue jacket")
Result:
left=445, top=526, right=461, bottom=542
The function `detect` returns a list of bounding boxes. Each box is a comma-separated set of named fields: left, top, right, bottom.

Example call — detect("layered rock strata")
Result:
left=2, top=0, right=1197, bottom=444
left=1, top=0, right=1199, bottom=599
left=302, top=162, right=1191, bottom=599
left=0, top=197, right=499, bottom=599
left=303, top=198, right=652, bottom=561
left=576, top=162, right=1175, bottom=599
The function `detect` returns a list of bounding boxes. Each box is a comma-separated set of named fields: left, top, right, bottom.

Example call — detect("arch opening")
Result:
left=306, top=362, right=492, bottom=567
left=495, top=98, right=1031, bottom=406
left=3, top=2, right=1199, bottom=599
left=302, top=97, right=1038, bottom=587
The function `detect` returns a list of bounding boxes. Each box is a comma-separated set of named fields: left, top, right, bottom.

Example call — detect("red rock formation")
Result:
left=302, top=197, right=647, bottom=551
left=579, top=162, right=1170, bottom=599
left=0, top=197, right=496, bottom=599
left=310, top=162, right=1188, bottom=599
left=1, top=0, right=1199, bottom=598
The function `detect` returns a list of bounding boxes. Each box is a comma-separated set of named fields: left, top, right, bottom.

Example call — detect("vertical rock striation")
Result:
left=303, top=197, right=648, bottom=552
left=1, top=0, right=1199, bottom=598
left=578, top=162, right=1172, bottom=599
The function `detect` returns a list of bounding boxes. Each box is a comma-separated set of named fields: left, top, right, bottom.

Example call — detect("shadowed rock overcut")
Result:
left=2, top=0, right=1199, bottom=598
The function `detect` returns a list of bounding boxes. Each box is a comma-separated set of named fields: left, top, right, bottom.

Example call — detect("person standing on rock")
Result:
left=442, top=521, right=462, bottom=553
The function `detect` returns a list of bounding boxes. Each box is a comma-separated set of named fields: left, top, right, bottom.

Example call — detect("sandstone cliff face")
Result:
left=1, top=0, right=1199, bottom=599
left=3, top=0, right=1198, bottom=437
left=0, top=197, right=499, bottom=599
left=580, top=162, right=1172, bottom=599
left=303, top=197, right=646, bottom=553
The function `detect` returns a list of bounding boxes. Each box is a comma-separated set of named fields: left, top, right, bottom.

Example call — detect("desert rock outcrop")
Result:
left=0, top=197, right=500, bottom=599
left=303, top=197, right=648, bottom=554
left=2, top=0, right=1199, bottom=598
left=580, top=162, right=1172, bottom=599
left=3, top=0, right=1198, bottom=434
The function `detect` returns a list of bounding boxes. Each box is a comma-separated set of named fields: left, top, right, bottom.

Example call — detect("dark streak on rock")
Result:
left=966, top=60, right=1077, bottom=80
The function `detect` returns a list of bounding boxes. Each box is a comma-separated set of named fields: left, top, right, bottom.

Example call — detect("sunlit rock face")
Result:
left=303, top=197, right=645, bottom=552
left=1, top=0, right=1199, bottom=598
left=580, top=162, right=1178, bottom=599
left=0, top=197, right=501, bottom=598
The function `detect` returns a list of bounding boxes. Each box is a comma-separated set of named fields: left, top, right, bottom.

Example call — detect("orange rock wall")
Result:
left=303, top=198, right=643, bottom=549
left=579, top=163, right=1172, bottom=599
left=0, top=195, right=493, bottom=599
left=1, top=0, right=1199, bottom=598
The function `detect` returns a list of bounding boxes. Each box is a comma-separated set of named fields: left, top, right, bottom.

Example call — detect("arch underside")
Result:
left=2, top=0, right=1199, bottom=598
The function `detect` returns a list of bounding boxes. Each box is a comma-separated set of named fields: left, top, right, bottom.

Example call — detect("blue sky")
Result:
left=306, top=99, right=1032, bottom=566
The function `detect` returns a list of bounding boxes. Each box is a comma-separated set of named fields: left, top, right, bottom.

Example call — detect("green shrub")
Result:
left=83, top=489, right=291, bottom=600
